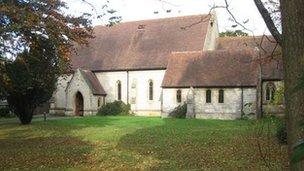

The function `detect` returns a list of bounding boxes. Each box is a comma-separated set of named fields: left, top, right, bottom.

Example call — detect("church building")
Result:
left=50, top=14, right=284, bottom=119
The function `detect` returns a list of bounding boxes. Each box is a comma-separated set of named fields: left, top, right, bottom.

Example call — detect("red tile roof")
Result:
left=71, top=15, right=211, bottom=71
left=162, top=50, right=259, bottom=88
left=80, top=70, right=106, bottom=96
left=216, top=36, right=283, bottom=80
left=216, top=36, right=280, bottom=57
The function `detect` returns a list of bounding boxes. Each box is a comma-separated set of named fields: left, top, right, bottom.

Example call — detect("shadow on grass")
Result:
left=0, top=136, right=93, bottom=170
left=116, top=118, right=288, bottom=170
left=0, top=116, right=120, bottom=170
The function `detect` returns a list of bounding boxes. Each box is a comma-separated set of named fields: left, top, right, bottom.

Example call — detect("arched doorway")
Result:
left=75, top=92, right=84, bottom=116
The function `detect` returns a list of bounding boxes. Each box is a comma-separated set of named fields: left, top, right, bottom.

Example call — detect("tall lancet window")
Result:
left=176, top=90, right=182, bottom=103
left=117, top=80, right=121, bottom=101
left=149, top=80, right=153, bottom=100
left=218, top=89, right=224, bottom=103
left=206, top=90, right=211, bottom=103
left=266, top=83, right=276, bottom=101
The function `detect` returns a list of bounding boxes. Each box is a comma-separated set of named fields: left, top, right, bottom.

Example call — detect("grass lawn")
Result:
left=0, top=116, right=287, bottom=170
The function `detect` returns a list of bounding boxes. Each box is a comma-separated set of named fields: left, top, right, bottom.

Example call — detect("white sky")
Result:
left=64, top=0, right=270, bottom=35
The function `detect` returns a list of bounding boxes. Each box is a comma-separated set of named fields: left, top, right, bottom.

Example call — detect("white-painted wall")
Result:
left=95, top=70, right=166, bottom=116
left=95, top=71, right=128, bottom=103
left=162, top=88, right=189, bottom=117
left=128, top=70, right=166, bottom=116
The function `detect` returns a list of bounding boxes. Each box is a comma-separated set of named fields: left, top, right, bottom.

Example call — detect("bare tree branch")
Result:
left=253, top=0, right=282, bottom=45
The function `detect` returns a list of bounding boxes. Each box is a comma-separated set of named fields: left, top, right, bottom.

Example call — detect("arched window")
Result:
left=97, top=97, right=101, bottom=107
left=103, top=97, right=106, bottom=106
left=176, top=90, right=182, bottom=103
left=206, top=89, right=211, bottom=103
left=218, top=89, right=224, bottom=103
left=149, top=80, right=153, bottom=100
left=266, top=83, right=276, bottom=101
left=117, top=80, right=121, bottom=100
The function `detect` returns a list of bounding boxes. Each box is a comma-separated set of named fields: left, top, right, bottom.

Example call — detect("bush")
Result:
left=240, top=112, right=255, bottom=120
left=97, top=101, right=131, bottom=116
left=169, top=103, right=187, bottom=119
left=240, top=102, right=255, bottom=120
left=0, top=106, right=14, bottom=118
left=276, top=122, right=287, bottom=144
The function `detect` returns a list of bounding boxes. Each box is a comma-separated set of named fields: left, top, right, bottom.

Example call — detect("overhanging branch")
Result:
left=254, top=0, right=282, bottom=45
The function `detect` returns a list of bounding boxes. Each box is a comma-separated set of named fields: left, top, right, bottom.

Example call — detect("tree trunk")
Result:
left=18, top=110, right=33, bottom=125
left=7, top=95, right=34, bottom=125
left=280, top=0, right=304, bottom=170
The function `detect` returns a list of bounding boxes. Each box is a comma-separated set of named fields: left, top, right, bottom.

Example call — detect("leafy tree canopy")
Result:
left=219, top=30, right=248, bottom=37
left=0, top=0, right=96, bottom=124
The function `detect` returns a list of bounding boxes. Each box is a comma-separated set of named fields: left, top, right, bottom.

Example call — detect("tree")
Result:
left=222, top=0, right=304, bottom=169
left=252, top=0, right=304, bottom=169
left=0, top=37, right=61, bottom=124
left=0, top=0, right=94, bottom=124
left=219, top=30, right=248, bottom=37
left=279, top=1, right=304, bottom=169
left=161, top=0, right=304, bottom=168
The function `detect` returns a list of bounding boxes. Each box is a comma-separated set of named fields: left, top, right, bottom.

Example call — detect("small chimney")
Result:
left=138, top=24, right=145, bottom=30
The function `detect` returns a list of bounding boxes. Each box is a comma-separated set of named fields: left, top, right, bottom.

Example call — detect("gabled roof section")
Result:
left=216, top=36, right=283, bottom=80
left=71, top=14, right=211, bottom=71
left=79, top=70, right=107, bottom=96
left=162, top=50, right=259, bottom=88
left=216, top=36, right=280, bottom=57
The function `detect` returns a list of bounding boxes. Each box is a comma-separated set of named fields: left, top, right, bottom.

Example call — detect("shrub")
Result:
left=97, top=101, right=131, bottom=116
left=0, top=106, right=14, bottom=118
left=240, top=112, right=255, bottom=120
left=169, top=103, right=187, bottom=119
left=240, top=102, right=255, bottom=120
left=276, top=122, right=287, bottom=144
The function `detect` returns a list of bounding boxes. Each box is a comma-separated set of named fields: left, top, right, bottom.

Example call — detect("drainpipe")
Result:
left=127, top=71, right=129, bottom=104
left=241, top=87, right=244, bottom=115
left=161, top=89, right=163, bottom=115
left=255, top=47, right=263, bottom=119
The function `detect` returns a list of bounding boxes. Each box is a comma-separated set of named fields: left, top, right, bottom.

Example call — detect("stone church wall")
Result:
left=50, top=70, right=259, bottom=119
left=128, top=70, right=166, bottom=116
left=95, top=71, right=128, bottom=103
left=95, top=70, right=166, bottom=116
left=203, top=11, right=219, bottom=51
left=192, top=88, right=256, bottom=120
left=64, top=70, right=100, bottom=116
left=162, top=88, right=189, bottom=117
left=50, top=75, right=72, bottom=115
left=242, top=88, right=257, bottom=115
left=262, top=80, right=284, bottom=115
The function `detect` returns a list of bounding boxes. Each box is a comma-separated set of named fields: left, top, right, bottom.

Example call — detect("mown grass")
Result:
left=0, top=116, right=288, bottom=170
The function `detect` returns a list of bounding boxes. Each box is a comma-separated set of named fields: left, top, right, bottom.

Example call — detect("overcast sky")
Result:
left=64, top=0, right=270, bottom=35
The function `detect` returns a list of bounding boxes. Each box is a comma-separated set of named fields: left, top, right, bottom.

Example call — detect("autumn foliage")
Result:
left=0, top=0, right=93, bottom=124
